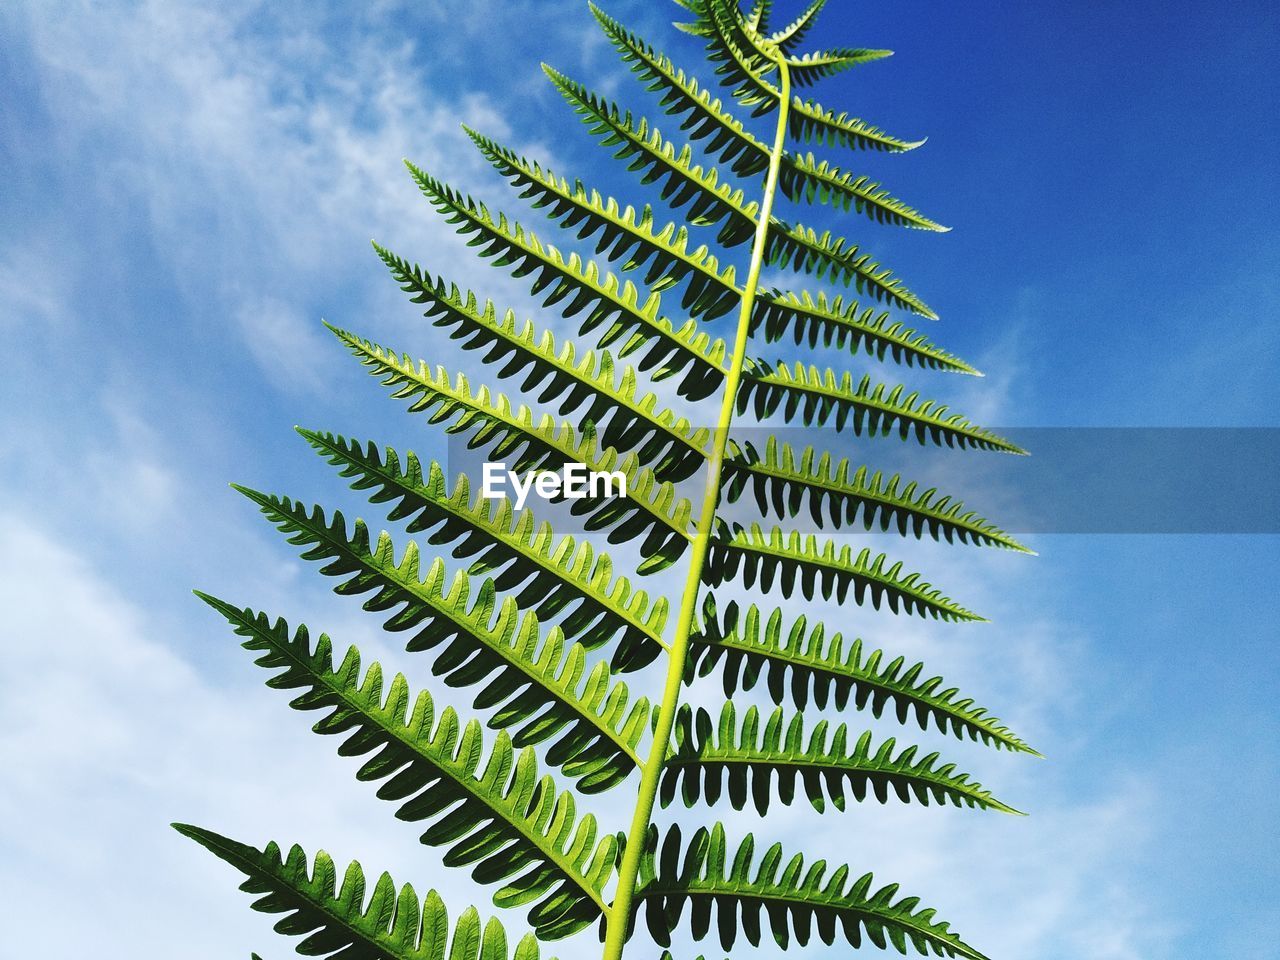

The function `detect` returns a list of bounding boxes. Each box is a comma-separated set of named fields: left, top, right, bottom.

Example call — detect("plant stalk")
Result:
left=600, top=47, right=792, bottom=960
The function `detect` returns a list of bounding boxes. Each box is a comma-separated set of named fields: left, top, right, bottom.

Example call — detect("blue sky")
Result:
left=1, top=1, right=1277, bottom=958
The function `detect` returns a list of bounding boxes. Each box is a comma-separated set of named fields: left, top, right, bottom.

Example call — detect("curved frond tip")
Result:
left=682, top=0, right=925, bottom=151
left=595, top=5, right=943, bottom=227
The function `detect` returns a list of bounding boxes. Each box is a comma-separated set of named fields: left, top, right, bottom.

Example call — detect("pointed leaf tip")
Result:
left=171, top=821, right=205, bottom=841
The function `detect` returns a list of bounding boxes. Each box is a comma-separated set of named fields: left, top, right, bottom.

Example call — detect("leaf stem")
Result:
left=600, top=46, right=792, bottom=960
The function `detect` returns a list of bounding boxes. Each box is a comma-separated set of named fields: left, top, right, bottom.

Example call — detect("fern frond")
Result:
left=329, top=325, right=695, bottom=567
left=404, top=163, right=727, bottom=401
left=751, top=288, right=969, bottom=370
left=234, top=488, right=650, bottom=789
left=299, top=429, right=670, bottom=671
left=539, top=71, right=935, bottom=315
left=186, top=3, right=1031, bottom=956
left=767, top=0, right=825, bottom=53
left=688, top=597, right=1039, bottom=754
left=740, top=362, right=1028, bottom=454
left=705, top=522, right=983, bottom=620
left=743, top=0, right=771, bottom=33
left=594, top=6, right=940, bottom=226
left=373, top=248, right=711, bottom=481
left=197, top=596, right=617, bottom=933
left=635, top=823, right=988, bottom=957
left=723, top=435, right=1030, bottom=550
left=783, top=47, right=894, bottom=88
left=466, top=123, right=745, bottom=320
left=778, top=153, right=948, bottom=230
left=174, top=825, right=550, bottom=956
left=663, top=702, right=1021, bottom=815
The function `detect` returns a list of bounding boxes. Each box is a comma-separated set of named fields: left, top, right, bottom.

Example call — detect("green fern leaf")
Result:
left=174, top=824, right=551, bottom=956
left=234, top=488, right=651, bottom=787
left=328, top=327, right=696, bottom=564
left=300, top=428, right=670, bottom=671
left=782, top=47, right=895, bottom=88
left=739, top=362, right=1028, bottom=453
left=751, top=287, right=967, bottom=367
left=777, top=152, right=948, bottom=230
left=723, top=435, right=1030, bottom=550
left=373, top=247, right=714, bottom=479
left=635, top=823, right=987, bottom=957
left=403, top=165, right=728, bottom=401
left=184, top=7, right=1028, bottom=957
left=706, top=522, right=983, bottom=619
left=688, top=596, right=1039, bottom=754
left=663, top=702, right=1022, bottom=815
left=197, top=596, right=617, bottom=932
left=766, top=0, right=826, bottom=53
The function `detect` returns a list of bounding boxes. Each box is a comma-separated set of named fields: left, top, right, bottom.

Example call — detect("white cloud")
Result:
left=232, top=294, right=334, bottom=392
left=13, top=0, right=531, bottom=357
left=0, top=238, right=70, bottom=332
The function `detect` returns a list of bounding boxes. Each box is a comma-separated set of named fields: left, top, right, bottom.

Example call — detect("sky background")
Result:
left=1, top=1, right=1277, bottom=958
